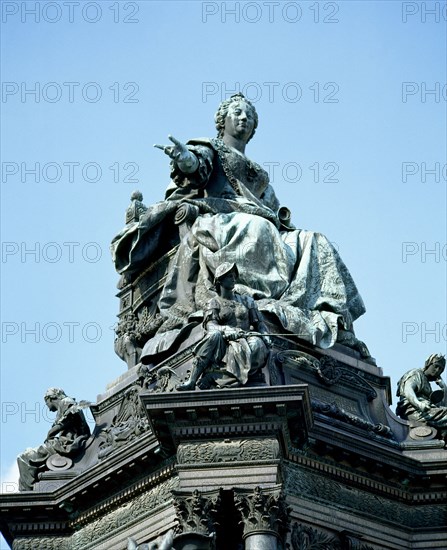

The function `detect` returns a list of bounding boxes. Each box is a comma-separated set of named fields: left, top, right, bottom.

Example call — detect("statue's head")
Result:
left=44, top=387, right=67, bottom=410
left=423, top=353, right=446, bottom=380
left=214, top=93, right=258, bottom=142
left=214, top=262, right=238, bottom=293
left=214, top=262, right=238, bottom=282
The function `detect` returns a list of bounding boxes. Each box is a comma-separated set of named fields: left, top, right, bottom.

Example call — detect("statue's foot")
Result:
left=176, top=359, right=206, bottom=391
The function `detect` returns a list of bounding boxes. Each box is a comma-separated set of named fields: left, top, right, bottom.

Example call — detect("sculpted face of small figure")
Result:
left=218, top=270, right=236, bottom=291
left=44, top=395, right=58, bottom=412
left=44, top=387, right=65, bottom=411
left=425, top=359, right=445, bottom=381
left=224, top=100, right=256, bottom=143
left=214, top=262, right=238, bottom=293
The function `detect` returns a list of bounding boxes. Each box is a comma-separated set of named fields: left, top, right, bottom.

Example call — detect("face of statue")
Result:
left=224, top=100, right=255, bottom=143
left=44, top=395, right=58, bottom=411
left=218, top=271, right=236, bottom=291
left=425, top=360, right=445, bottom=380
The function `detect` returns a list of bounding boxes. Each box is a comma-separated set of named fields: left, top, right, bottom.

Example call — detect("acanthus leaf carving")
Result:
left=234, top=485, right=290, bottom=541
left=172, top=488, right=220, bottom=537
left=289, top=522, right=340, bottom=550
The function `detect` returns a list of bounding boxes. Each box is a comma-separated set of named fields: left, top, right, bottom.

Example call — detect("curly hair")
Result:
left=214, top=93, right=258, bottom=142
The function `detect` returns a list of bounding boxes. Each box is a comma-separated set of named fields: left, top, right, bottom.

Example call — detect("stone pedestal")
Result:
left=141, top=385, right=309, bottom=549
left=1, top=345, right=447, bottom=549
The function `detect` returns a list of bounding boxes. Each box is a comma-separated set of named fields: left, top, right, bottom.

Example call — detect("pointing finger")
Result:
left=168, top=134, right=183, bottom=146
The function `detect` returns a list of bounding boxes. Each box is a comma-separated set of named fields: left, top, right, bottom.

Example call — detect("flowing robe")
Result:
left=112, top=138, right=366, bottom=352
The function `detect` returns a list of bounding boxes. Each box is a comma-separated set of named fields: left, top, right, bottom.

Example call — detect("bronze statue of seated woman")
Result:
left=112, top=93, right=370, bottom=364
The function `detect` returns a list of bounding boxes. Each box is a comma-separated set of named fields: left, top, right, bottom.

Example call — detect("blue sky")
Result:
left=1, top=1, right=446, bottom=545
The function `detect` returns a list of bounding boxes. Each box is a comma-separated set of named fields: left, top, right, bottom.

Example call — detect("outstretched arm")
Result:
left=154, top=134, right=199, bottom=174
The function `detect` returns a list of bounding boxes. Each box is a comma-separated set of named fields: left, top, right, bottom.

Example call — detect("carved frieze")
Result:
left=277, top=351, right=377, bottom=402
left=98, top=385, right=151, bottom=459
left=283, top=463, right=446, bottom=528
left=177, top=438, right=280, bottom=465
left=70, top=477, right=179, bottom=550
left=12, top=537, right=70, bottom=550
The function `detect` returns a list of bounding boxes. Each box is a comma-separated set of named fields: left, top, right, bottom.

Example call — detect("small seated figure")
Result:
left=396, top=354, right=447, bottom=441
left=17, top=388, right=91, bottom=491
left=177, top=262, right=270, bottom=391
